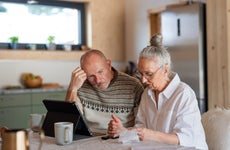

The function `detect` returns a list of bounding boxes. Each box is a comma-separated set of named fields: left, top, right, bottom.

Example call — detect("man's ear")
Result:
left=106, top=59, right=112, bottom=68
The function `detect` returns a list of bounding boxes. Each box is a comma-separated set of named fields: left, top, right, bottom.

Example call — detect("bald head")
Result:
left=80, top=50, right=107, bottom=68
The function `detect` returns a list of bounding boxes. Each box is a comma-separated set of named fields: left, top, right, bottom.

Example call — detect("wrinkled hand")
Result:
left=70, top=67, right=87, bottom=89
left=66, top=67, right=87, bottom=102
left=107, top=114, right=126, bottom=138
left=136, top=128, right=155, bottom=141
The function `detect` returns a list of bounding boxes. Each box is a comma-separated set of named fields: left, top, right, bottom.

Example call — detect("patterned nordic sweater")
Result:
left=77, top=68, right=144, bottom=133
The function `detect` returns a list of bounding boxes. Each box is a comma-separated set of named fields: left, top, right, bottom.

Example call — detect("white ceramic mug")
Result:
left=29, top=114, right=45, bottom=129
left=54, top=122, right=73, bottom=145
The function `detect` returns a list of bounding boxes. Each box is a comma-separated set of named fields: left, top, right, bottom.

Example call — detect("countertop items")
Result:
left=2, top=85, right=22, bottom=90
left=7, top=132, right=198, bottom=150
left=0, top=86, right=67, bottom=95
left=21, top=73, right=43, bottom=88
left=41, top=83, right=62, bottom=89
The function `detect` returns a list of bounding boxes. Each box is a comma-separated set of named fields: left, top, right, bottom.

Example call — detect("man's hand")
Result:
left=65, top=67, right=87, bottom=102
left=107, top=114, right=126, bottom=137
left=70, top=67, right=87, bottom=90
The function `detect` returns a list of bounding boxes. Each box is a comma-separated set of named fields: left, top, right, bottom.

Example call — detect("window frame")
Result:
left=0, top=0, right=86, bottom=50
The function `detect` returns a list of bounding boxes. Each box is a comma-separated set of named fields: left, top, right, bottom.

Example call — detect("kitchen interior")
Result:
left=0, top=0, right=229, bottom=131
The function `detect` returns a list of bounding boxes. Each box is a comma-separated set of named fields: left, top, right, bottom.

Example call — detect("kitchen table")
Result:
left=0, top=132, right=199, bottom=150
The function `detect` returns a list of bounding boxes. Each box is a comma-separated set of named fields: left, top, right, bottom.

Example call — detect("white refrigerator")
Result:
left=161, top=2, right=207, bottom=114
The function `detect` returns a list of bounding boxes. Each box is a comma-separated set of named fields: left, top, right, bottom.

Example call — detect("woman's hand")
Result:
left=136, top=128, right=156, bottom=141
left=107, top=114, right=126, bottom=138
left=136, top=128, right=179, bottom=145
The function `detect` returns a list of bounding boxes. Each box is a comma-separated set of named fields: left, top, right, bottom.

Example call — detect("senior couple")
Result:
left=65, top=34, right=208, bottom=150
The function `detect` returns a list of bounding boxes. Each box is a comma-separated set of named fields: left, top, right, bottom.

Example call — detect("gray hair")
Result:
left=139, top=33, right=171, bottom=68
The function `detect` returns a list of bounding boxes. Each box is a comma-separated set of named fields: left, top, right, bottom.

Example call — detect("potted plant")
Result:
left=47, top=35, right=56, bottom=50
left=9, top=36, right=19, bottom=49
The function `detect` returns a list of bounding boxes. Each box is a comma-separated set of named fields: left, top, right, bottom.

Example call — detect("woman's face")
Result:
left=137, top=58, right=167, bottom=91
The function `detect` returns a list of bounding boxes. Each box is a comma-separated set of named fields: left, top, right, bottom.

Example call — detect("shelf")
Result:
left=0, top=50, right=86, bottom=61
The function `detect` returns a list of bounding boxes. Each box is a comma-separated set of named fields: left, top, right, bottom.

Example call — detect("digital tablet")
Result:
left=42, top=99, right=95, bottom=140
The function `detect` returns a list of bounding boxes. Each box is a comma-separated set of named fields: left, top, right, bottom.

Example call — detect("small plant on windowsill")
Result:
left=9, top=36, right=19, bottom=49
left=47, top=35, right=56, bottom=50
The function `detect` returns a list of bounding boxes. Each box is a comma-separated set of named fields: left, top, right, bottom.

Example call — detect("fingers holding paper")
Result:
left=136, top=128, right=154, bottom=141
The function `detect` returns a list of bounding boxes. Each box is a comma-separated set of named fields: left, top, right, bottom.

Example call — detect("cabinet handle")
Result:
left=177, top=18, right=181, bottom=36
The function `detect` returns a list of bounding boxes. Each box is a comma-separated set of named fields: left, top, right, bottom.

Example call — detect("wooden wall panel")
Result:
left=206, top=0, right=230, bottom=109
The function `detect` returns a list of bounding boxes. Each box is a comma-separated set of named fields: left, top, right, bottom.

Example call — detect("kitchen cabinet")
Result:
left=0, top=94, right=31, bottom=129
left=0, top=90, right=66, bottom=129
left=0, top=107, right=31, bottom=129
left=31, top=91, right=66, bottom=114
left=0, top=94, right=31, bottom=107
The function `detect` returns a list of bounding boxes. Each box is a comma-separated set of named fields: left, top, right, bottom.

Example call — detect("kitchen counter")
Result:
left=0, top=86, right=67, bottom=95
left=0, top=87, right=67, bottom=129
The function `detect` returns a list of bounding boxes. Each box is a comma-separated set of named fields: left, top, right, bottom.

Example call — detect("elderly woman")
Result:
left=107, top=34, right=208, bottom=150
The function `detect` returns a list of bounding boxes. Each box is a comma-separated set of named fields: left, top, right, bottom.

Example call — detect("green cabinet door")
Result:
left=31, top=91, right=66, bottom=114
left=0, top=107, right=31, bottom=129
left=0, top=94, right=31, bottom=129
left=0, top=90, right=67, bottom=128
left=0, top=94, right=31, bottom=107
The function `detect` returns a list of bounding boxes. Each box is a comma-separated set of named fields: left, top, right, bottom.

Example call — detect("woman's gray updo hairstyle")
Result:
left=139, top=33, right=171, bottom=68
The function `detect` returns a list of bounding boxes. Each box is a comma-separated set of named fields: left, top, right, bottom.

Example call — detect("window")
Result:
left=0, top=0, right=86, bottom=50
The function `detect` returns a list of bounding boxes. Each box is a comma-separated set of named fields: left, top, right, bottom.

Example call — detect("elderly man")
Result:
left=66, top=49, right=144, bottom=133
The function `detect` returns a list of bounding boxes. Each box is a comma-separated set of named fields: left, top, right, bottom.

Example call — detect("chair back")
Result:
left=201, top=108, right=230, bottom=150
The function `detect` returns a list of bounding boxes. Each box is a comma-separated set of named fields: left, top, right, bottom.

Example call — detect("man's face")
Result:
left=82, top=55, right=113, bottom=90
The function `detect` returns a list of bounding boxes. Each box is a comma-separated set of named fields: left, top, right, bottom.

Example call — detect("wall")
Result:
left=0, top=60, right=77, bottom=88
left=0, top=0, right=125, bottom=88
left=82, top=0, right=125, bottom=60
left=124, top=0, right=206, bottom=62
left=125, top=0, right=230, bottom=110
left=0, top=0, right=207, bottom=89
left=0, top=60, right=125, bottom=88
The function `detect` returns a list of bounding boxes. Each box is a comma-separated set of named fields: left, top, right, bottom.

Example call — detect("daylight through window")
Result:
left=0, top=1, right=85, bottom=47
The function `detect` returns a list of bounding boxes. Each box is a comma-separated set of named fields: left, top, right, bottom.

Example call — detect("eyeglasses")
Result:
left=136, top=66, right=162, bottom=80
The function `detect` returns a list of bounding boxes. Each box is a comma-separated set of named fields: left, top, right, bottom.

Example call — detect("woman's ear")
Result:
left=163, top=65, right=170, bottom=74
